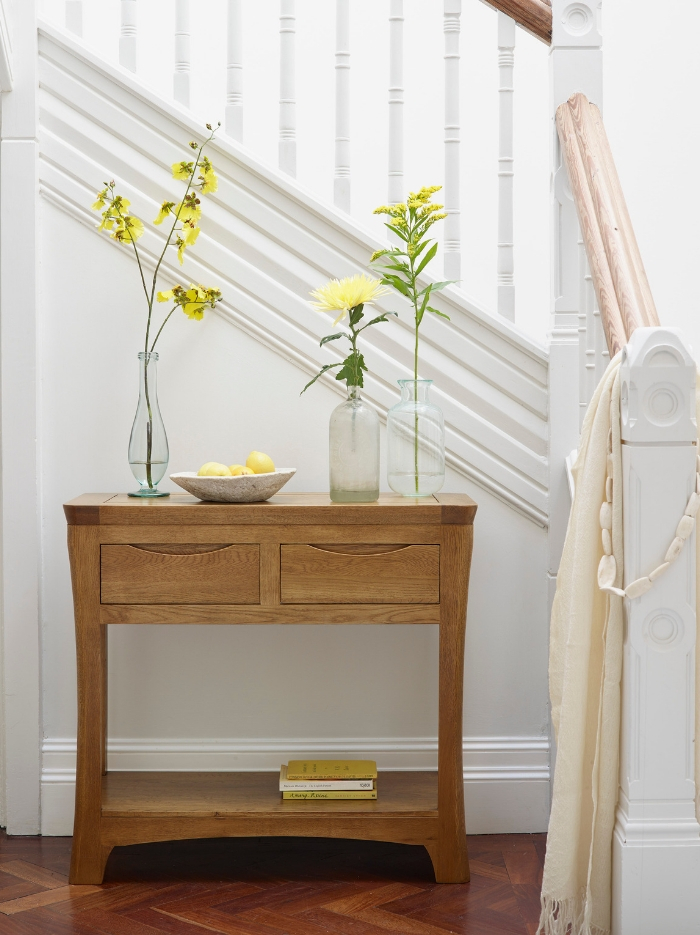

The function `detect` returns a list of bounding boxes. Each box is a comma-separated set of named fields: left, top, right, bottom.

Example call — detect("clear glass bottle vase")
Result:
left=128, top=351, right=170, bottom=497
left=329, top=385, right=380, bottom=503
left=387, top=379, right=445, bottom=496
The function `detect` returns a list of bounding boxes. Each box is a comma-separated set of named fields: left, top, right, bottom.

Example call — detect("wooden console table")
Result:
left=64, top=492, right=477, bottom=884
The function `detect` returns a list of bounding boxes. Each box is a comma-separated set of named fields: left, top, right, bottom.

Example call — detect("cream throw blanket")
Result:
left=539, top=357, right=700, bottom=935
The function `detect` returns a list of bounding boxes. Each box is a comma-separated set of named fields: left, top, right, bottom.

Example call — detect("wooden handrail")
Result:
left=480, top=0, right=552, bottom=43
left=556, top=93, right=659, bottom=356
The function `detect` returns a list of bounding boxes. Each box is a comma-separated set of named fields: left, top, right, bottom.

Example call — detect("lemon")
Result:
left=246, top=451, right=275, bottom=474
left=197, top=462, right=231, bottom=476
left=229, top=464, right=254, bottom=476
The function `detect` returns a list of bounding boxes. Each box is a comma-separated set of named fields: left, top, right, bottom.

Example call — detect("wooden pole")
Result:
left=556, top=101, right=627, bottom=356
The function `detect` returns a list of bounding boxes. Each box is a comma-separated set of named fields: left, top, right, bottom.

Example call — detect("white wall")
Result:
left=604, top=1, right=700, bottom=355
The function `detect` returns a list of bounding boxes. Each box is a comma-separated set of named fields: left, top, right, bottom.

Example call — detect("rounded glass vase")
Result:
left=329, top=385, right=380, bottom=503
left=128, top=351, right=170, bottom=497
left=387, top=379, right=445, bottom=497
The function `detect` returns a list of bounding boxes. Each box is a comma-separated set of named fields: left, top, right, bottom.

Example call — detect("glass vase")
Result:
left=128, top=351, right=170, bottom=497
left=387, top=379, right=445, bottom=497
left=329, top=386, right=380, bottom=503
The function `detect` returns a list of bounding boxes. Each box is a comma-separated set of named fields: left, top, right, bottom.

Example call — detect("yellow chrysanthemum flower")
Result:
left=310, top=274, right=389, bottom=325
left=172, top=161, right=193, bottom=181
left=153, top=201, right=175, bottom=225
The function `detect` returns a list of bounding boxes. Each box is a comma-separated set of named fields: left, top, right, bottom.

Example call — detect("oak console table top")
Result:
left=64, top=492, right=476, bottom=885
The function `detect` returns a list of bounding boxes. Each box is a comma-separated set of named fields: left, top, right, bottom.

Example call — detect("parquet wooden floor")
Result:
left=0, top=831, right=545, bottom=935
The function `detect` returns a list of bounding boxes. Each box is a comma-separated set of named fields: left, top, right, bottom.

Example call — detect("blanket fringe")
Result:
left=537, top=894, right=609, bottom=935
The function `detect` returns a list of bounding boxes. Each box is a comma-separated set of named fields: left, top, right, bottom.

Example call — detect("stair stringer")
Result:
left=37, top=22, right=550, bottom=526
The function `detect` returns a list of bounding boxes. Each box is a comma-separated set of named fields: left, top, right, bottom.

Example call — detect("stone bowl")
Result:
left=169, top=469, right=296, bottom=503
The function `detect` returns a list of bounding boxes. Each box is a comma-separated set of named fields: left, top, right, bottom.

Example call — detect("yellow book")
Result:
left=285, top=759, right=377, bottom=781
left=282, top=789, right=377, bottom=800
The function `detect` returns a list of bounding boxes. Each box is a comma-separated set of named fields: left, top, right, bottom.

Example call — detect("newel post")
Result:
left=614, top=327, right=700, bottom=935
left=547, top=0, right=602, bottom=600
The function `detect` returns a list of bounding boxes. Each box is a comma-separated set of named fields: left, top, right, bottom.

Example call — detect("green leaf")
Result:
left=383, top=222, right=409, bottom=242
left=300, top=362, right=342, bottom=394
left=410, top=239, right=431, bottom=261
left=319, top=332, right=347, bottom=347
left=381, top=275, right=411, bottom=297
left=384, top=262, right=410, bottom=274
left=427, top=306, right=451, bottom=320
left=349, top=304, right=364, bottom=327
left=359, top=312, right=398, bottom=331
left=414, top=242, right=438, bottom=276
left=417, top=291, right=430, bottom=326
left=425, top=280, right=455, bottom=293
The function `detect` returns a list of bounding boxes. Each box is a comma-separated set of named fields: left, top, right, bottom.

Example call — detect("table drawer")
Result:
left=101, top=544, right=260, bottom=604
left=280, top=544, right=440, bottom=604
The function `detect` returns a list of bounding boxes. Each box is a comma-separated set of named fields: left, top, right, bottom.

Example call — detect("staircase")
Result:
left=39, top=21, right=550, bottom=525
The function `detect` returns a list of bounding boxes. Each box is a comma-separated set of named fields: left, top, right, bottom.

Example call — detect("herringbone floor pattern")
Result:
left=0, top=831, right=545, bottom=934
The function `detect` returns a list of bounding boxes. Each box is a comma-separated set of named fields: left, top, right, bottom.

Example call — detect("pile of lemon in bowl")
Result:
left=197, top=451, right=275, bottom=477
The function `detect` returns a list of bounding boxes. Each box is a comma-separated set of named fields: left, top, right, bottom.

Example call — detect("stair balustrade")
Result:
left=55, top=0, right=558, bottom=324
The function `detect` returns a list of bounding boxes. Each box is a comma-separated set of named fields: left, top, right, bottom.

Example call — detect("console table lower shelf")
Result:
left=100, top=770, right=438, bottom=846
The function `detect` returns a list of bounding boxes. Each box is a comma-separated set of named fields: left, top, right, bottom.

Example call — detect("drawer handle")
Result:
left=129, top=544, right=234, bottom=555
left=308, top=544, right=412, bottom=556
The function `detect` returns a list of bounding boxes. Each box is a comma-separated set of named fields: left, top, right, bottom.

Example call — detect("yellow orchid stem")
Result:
left=149, top=305, right=178, bottom=353
left=146, top=127, right=217, bottom=329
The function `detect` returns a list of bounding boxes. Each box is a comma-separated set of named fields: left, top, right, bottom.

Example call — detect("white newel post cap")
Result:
left=620, top=328, right=696, bottom=444
left=551, top=0, right=602, bottom=48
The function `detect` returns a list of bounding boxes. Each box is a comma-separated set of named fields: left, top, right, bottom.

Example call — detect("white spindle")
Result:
left=497, top=12, right=515, bottom=320
left=173, top=0, right=190, bottom=107
left=278, top=0, right=296, bottom=177
left=119, top=0, right=137, bottom=73
left=65, top=1, right=83, bottom=37
left=443, top=0, right=461, bottom=280
left=615, top=328, right=700, bottom=934
left=334, top=0, right=350, bottom=212
left=388, top=0, right=404, bottom=204
left=226, top=0, right=243, bottom=142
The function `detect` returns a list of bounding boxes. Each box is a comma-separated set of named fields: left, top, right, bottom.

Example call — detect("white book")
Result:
left=279, top=764, right=375, bottom=791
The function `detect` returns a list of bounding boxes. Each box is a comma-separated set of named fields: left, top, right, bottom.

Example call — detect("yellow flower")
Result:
left=157, top=289, right=174, bottom=303
left=112, top=215, right=144, bottom=243
left=182, top=287, right=207, bottom=320
left=176, top=198, right=201, bottom=222
left=98, top=216, right=115, bottom=232
left=183, top=223, right=200, bottom=246
left=172, top=161, right=193, bottom=181
left=200, top=162, right=218, bottom=194
left=310, top=274, right=389, bottom=325
left=154, top=201, right=175, bottom=225
left=92, top=195, right=106, bottom=211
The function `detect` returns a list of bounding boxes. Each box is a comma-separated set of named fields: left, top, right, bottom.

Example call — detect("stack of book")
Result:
left=280, top=759, right=377, bottom=800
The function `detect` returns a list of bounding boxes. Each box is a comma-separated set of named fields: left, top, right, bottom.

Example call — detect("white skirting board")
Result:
left=40, top=736, right=551, bottom=836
